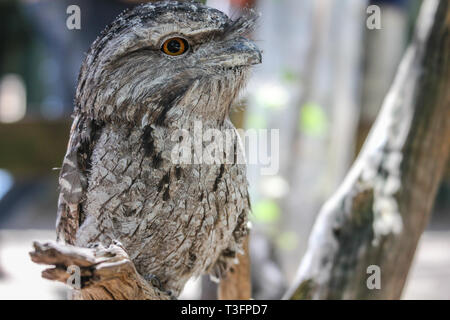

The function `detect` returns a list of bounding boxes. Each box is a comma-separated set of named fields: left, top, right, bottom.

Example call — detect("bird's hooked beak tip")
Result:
left=248, top=47, right=262, bottom=65
left=201, top=37, right=262, bottom=69
left=229, top=37, right=262, bottom=66
left=256, top=50, right=263, bottom=64
left=223, top=37, right=262, bottom=67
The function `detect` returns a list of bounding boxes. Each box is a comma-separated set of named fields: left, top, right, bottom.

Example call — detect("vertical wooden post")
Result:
left=218, top=235, right=251, bottom=300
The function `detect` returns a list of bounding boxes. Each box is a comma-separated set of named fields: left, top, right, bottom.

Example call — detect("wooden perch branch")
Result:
left=30, top=239, right=251, bottom=300
left=218, top=235, right=251, bottom=300
left=285, top=0, right=450, bottom=300
left=30, top=241, right=172, bottom=300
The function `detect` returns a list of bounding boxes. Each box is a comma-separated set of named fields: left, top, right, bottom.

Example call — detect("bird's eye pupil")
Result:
left=167, top=40, right=181, bottom=53
left=162, top=37, right=188, bottom=56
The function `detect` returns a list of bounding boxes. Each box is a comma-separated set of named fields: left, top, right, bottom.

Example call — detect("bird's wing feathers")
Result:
left=56, top=114, right=102, bottom=244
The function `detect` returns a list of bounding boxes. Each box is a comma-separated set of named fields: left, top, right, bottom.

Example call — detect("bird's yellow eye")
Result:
left=161, top=37, right=189, bottom=56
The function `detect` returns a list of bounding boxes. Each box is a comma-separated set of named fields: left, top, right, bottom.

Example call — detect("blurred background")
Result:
left=0, top=0, right=448, bottom=299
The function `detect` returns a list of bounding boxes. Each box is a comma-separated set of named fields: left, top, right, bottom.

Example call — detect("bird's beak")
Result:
left=223, top=37, right=262, bottom=67
left=202, top=37, right=262, bottom=69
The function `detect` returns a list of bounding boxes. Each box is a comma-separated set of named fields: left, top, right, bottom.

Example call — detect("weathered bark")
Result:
left=30, top=241, right=172, bottom=300
left=285, top=0, right=450, bottom=300
left=356, top=1, right=409, bottom=154
left=218, top=235, right=251, bottom=300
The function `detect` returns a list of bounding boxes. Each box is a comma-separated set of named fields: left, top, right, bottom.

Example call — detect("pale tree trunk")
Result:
left=285, top=0, right=450, bottom=300
left=356, top=0, right=412, bottom=152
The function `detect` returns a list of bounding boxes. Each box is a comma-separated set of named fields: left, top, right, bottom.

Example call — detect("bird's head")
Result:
left=76, top=0, right=261, bottom=125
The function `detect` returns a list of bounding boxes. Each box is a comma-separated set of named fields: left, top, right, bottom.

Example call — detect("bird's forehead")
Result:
left=113, top=2, right=230, bottom=47
left=133, top=2, right=229, bottom=30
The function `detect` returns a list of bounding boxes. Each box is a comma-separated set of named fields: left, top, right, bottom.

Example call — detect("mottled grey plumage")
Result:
left=56, top=1, right=261, bottom=297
